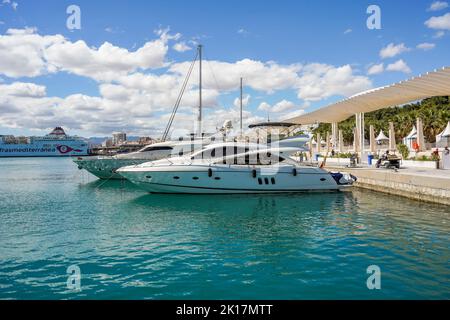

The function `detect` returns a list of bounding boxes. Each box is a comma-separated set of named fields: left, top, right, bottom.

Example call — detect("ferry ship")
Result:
left=0, top=127, right=89, bottom=157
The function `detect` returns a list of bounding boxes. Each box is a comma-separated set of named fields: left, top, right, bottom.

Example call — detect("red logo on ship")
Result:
left=56, top=145, right=82, bottom=154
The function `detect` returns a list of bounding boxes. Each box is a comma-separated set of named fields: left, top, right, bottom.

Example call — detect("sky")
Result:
left=0, top=0, right=449, bottom=137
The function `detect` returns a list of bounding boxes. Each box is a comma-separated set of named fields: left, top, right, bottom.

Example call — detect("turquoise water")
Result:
left=0, top=157, right=449, bottom=300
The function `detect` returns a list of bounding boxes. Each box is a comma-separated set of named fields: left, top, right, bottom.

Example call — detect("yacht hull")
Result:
left=118, top=165, right=351, bottom=194
left=74, top=157, right=149, bottom=179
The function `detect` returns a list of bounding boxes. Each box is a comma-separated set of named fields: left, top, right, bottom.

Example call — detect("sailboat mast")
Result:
left=198, top=44, right=202, bottom=137
left=240, top=77, right=243, bottom=135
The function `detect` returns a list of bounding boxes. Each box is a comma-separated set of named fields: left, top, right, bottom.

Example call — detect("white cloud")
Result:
left=155, top=27, right=181, bottom=42
left=343, top=28, right=352, bottom=34
left=237, top=28, right=250, bottom=36
left=258, top=100, right=296, bottom=113
left=6, top=27, right=38, bottom=35
left=428, top=1, right=448, bottom=11
left=1, top=0, right=17, bottom=10
left=296, top=64, right=372, bottom=101
left=433, top=30, right=446, bottom=38
left=272, top=100, right=296, bottom=113
left=379, top=43, right=410, bottom=59
left=233, top=94, right=251, bottom=108
left=425, top=12, right=450, bottom=30
left=45, top=39, right=168, bottom=81
left=104, top=27, right=124, bottom=34
left=173, top=41, right=192, bottom=52
left=0, top=29, right=65, bottom=77
left=416, top=42, right=436, bottom=50
left=0, top=82, right=46, bottom=97
left=170, top=60, right=371, bottom=102
left=0, top=27, right=171, bottom=80
left=386, top=59, right=412, bottom=74
left=257, top=102, right=271, bottom=111
left=367, top=63, right=384, bottom=75
left=256, top=100, right=306, bottom=121
left=169, top=59, right=302, bottom=93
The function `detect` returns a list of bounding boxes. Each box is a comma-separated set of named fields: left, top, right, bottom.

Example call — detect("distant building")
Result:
left=112, top=132, right=127, bottom=146
left=138, top=136, right=154, bottom=145
left=102, top=138, right=113, bottom=147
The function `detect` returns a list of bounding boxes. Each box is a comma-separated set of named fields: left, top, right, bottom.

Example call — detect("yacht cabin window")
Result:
left=212, top=152, right=287, bottom=165
left=191, top=146, right=249, bottom=160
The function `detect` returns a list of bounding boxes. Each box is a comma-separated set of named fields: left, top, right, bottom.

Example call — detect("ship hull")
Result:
left=74, top=157, right=150, bottom=179
left=0, top=142, right=89, bottom=157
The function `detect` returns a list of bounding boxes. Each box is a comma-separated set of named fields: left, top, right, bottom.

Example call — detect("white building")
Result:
left=112, top=132, right=127, bottom=146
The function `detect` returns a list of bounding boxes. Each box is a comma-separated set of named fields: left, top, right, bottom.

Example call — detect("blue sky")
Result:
left=0, top=0, right=449, bottom=137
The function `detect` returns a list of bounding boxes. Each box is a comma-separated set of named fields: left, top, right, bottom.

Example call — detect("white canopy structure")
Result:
left=376, top=130, right=389, bottom=142
left=285, top=66, right=450, bottom=125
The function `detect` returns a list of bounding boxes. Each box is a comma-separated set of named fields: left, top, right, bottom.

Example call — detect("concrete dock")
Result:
left=328, top=166, right=450, bottom=205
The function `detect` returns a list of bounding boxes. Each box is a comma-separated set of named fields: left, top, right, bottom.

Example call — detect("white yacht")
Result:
left=73, top=138, right=214, bottom=180
left=117, top=142, right=356, bottom=194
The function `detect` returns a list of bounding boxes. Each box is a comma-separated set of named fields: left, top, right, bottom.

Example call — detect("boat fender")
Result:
left=77, top=165, right=83, bottom=170
left=252, top=169, right=257, bottom=178
left=208, top=168, right=213, bottom=177
left=293, top=168, right=297, bottom=176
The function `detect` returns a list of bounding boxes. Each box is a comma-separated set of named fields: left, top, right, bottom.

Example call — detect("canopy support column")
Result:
left=338, top=129, right=344, bottom=153
left=369, top=125, right=376, bottom=153
left=326, top=132, right=331, bottom=153
left=331, top=122, right=338, bottom=150
left=389, top=122, right=396, bottom=152
left=317, top=132, right=322, bottom=153
left=416, top=117, right=426, bottom=152
left=354, top=113, right=365, bottom=162
left=359, top=113, right=365, bottom=162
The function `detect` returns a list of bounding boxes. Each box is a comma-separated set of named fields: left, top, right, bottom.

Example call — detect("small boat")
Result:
left=117, top=142, right=356, bottom=194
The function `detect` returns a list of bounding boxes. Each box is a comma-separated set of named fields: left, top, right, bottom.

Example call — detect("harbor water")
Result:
left=0, top=158, right=449, bottom=299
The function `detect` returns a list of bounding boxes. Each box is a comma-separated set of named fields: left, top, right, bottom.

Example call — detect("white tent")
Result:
left=376, top=130, right=389, bottom=142
left=406, top=126, right=417, bottom=140
left=404, top=125, right=418, bottom=151
left=441, top=121, right=450, bottom=138
left=436, top=121, right=450, bottom=148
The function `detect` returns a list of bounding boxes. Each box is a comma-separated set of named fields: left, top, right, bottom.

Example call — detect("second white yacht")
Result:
left=73, top=138, right=211, bottom=179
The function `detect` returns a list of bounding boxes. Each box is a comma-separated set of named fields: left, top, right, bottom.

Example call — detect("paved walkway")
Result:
left=333, top=165, right=450, bottom=179
left=326, top=165, right=450, bottom=205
